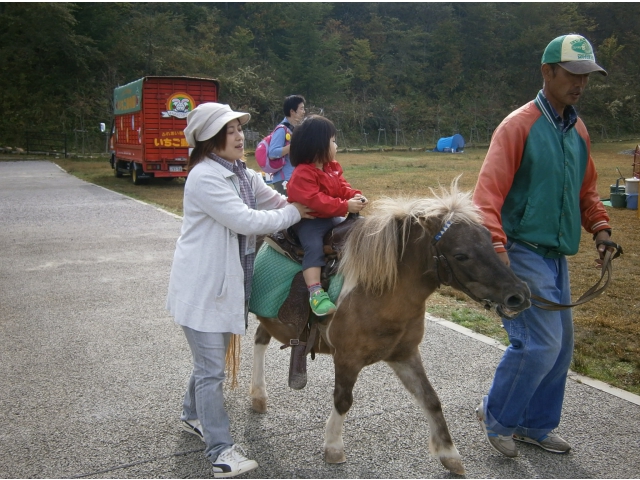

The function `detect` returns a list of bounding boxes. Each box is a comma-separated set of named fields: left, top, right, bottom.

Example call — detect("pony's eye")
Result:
left=454, top=254, right=469, bottom=261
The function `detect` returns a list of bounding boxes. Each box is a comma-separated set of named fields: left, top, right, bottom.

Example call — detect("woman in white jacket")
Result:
left=167, top=102, right=312, bottom=478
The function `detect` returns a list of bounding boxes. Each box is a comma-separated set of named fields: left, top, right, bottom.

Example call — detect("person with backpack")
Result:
left=266, top=95, right=306, bottom=195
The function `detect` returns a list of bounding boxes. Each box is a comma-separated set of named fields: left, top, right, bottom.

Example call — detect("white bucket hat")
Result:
left=184, top=102, right=251, bottom=147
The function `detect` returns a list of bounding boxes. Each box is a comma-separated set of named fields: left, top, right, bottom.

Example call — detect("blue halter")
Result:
left=431, top=219, right=454, bottom=286
left=433, top=220, right=453, bottom=244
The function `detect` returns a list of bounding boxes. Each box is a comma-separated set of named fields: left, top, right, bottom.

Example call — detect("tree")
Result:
left=1, top=2, right=638, bottom=146
left=278, top=3, right=346, bottom=102
left=348, top=38, right=374, bottom=89
left=0, top=3, right=99, bottom=140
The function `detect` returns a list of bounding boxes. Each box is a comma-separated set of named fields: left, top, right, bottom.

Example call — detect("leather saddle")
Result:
left=263, top=213, right=361, bottom=390
left=265, top=212, right=361, bottom=280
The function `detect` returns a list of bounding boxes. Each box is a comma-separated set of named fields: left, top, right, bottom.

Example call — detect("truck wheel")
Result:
left=113, top=159, right=123, bottom=178
left=131, top=162, right=143, bottom=185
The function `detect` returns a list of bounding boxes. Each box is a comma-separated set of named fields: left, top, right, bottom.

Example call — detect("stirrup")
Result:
left=288, top=344, right=307, bottom=390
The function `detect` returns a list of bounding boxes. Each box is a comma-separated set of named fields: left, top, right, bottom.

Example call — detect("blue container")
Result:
left=627, top=193, right=638, bottom=210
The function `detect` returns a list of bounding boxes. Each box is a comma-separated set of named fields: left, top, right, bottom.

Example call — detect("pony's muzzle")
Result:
left=482, top=289, right=531, bottom=320
left=494, top=293, right=531, bottom=320
left=505, top=292, right=530, bottom=310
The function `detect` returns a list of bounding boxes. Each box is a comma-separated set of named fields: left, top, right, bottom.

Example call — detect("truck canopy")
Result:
left=114, top=78, right=144, bottom=115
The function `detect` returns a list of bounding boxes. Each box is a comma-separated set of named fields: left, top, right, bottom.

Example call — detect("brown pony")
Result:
left=250, top=182, right=530, bottom=475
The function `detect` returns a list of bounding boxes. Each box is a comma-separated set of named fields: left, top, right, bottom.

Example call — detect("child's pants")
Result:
left=293, top=217, right=342, bottom=270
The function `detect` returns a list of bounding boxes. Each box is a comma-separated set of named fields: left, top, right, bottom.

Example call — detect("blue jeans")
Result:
left=181, top=326, right=233, bottom=460
left=482, top=240, right=574, bottom=440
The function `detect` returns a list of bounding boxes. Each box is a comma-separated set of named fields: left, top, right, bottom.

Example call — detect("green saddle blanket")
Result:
left=249, top=244, right=344, bottom=318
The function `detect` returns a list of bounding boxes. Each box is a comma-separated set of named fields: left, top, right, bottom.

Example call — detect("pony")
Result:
left=250, top=182, right=531, bottom=475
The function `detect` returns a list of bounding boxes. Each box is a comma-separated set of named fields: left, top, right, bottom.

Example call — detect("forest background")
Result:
left=1, top=2, right=639, bottom=151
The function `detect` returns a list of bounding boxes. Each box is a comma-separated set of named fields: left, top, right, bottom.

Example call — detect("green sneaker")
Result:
left=309, top=290, right=336, bottom=316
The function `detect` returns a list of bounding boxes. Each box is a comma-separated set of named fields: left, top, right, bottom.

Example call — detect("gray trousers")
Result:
left=293, top=217, right=342, bottom=270
left=181, top=326, right=233, bottom=461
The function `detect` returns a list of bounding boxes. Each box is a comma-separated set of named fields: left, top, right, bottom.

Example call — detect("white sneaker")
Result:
left=476, top=401, right=518, bottom=457
left=212, top=444, right=258, bottom=478
left=181, top=419, right=204, bottom=442
left=513, top=432, right=571, bottom=453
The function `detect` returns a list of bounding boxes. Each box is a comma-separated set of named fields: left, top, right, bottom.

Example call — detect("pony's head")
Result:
left=338, top=178, right=530, bottom=317
left=340, top=178, right=479, bottom=293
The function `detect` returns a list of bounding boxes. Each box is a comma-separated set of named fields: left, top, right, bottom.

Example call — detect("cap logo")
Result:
left=569, top=37, right=594, bottom=61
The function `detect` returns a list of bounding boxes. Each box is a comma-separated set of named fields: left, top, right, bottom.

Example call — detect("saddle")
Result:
left=265, top=212, right=361, bottom=280
left=264, top=213, right=361, bottom=390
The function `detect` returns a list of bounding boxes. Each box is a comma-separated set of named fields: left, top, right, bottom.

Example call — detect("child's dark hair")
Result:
left=283, top=95, right=305, bottom=117
left=289, top=115, right=337, bottom=167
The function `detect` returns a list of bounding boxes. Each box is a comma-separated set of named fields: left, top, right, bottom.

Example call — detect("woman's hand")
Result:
left=291, top=202, right=315, bottom=219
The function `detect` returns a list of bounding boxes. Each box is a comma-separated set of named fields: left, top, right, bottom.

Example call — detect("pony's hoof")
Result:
left=325, top=447, right=346, bottom=464
left=440, top=457, right=465, bottom=476
left=251, top=397, right=267, bottom=413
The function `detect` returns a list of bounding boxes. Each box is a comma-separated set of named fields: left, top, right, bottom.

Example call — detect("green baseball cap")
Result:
left=541, top=34, right=607, bottom=76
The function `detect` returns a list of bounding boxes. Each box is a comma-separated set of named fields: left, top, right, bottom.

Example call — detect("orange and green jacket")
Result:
left=473, top=91, right=610, bottom=258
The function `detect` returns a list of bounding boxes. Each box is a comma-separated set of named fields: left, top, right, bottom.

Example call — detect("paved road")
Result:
left=1, top=160, right=639, bottom=479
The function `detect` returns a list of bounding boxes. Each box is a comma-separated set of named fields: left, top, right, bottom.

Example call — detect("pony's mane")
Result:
left=339, top=179, right=482, bottom=295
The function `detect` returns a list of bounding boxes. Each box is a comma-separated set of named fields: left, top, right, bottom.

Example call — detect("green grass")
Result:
left=427, top=304, right=510, bottom=346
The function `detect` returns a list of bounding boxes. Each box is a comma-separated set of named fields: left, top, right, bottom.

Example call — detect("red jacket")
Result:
left=286, top=161, right=361, bottom=218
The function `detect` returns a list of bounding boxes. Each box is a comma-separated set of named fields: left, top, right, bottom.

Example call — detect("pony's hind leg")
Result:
left=324, top=356, right=361, bottom=464
left=387, top=350, right=465, bottom=475
left=250, top=323, right=271, bottom=413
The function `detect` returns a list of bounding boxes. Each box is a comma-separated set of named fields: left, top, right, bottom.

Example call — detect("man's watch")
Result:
left=593, top=228, right=612, bottom=241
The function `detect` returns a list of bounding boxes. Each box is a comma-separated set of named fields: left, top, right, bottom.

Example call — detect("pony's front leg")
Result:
left=324, top=356, right=360, bottom=464
left=250, top=322, right=271, bottom=413
left=387, top=350, right=465, bottom=475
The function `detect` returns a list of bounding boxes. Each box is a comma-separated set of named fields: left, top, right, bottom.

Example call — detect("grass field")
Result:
left=8, top=139, right=638, bottom=394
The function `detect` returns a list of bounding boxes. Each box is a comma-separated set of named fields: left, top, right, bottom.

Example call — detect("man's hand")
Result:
left=497, top=251, right=510, bottom=267
left=594, top=229, right=613, bottom=268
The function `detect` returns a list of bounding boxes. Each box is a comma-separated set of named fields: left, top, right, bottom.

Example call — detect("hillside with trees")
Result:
left=1, top=2, right=638, bottom=150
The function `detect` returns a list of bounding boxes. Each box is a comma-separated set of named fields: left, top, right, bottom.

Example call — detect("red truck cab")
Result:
left=110, top=76, right=220, bottom=184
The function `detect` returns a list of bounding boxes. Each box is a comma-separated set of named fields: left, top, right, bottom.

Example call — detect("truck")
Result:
left=110, top=76, right=220, bottom=184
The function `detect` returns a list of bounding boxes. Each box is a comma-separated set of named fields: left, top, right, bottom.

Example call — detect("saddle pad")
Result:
left=249, top=244, right=344, bottom=318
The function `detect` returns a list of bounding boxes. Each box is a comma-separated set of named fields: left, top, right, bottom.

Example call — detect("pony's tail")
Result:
left=225, top=334, right=241, bottom=389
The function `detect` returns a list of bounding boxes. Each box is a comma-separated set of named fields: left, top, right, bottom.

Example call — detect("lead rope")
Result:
left=531, top=240, right=623, bottom=311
